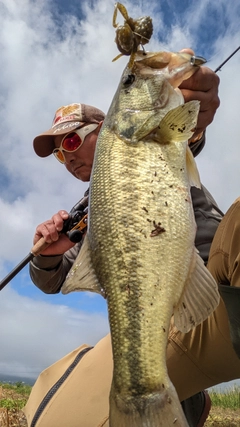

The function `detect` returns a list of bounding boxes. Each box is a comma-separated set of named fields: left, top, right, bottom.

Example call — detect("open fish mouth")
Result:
left=132, top=51, right=207, bottom=88
left=135, top=50, right=207, bottom=67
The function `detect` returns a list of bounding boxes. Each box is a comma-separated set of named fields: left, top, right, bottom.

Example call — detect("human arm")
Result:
left=179, top=50, right=223, bottom=261
left=29, top=210, right=79, bottom=293
left=30, top=243, right=82, bottom=294
left=191, top=185, right=224, bottom=264
left=184, top=66, right=223, bottom=262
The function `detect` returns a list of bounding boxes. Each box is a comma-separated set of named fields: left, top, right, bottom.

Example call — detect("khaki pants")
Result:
left=24, top=199, right=240, bottom=427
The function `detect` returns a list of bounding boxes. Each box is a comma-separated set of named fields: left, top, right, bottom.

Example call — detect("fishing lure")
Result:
left=112, top=2, right=153, bottom=67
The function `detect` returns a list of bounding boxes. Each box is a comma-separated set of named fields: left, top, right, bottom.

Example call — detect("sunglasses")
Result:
left=53, top=123, right=99, bottom=163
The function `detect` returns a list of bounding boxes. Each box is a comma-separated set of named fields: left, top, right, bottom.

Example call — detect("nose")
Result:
left=64, top=150, right=77, bottom=164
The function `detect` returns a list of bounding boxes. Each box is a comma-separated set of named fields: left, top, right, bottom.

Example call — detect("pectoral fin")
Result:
left=173, top=248, right=220, bottom=333
left=154, top=101, right=200, bottom=144
left=61, top=235, right=104, bottom=296
left=153, top=101, right=201, bottom=188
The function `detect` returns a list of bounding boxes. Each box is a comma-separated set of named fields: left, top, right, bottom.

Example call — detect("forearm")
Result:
left=189, top=132, right=224, bottom=263
left=29, top=243, right=81, bottom=294
left=191, top=185, right=223, bottom=264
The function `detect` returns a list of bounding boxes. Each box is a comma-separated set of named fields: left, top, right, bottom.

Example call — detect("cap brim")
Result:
left=33, top=121, right=84, bottom=157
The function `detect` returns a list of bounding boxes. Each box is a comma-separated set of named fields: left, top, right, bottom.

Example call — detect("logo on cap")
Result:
left=52, top=104, right=82, bottom=128
left=53, top=122, right=81, bottom=133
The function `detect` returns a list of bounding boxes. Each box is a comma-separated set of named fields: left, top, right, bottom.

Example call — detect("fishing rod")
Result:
left=214, top=46, right=240, bottom=73
left=0, top=194, right=89, bottom=291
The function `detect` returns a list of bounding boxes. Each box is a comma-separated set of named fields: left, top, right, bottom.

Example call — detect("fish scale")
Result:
left=62, top=50, right=220, bottom=426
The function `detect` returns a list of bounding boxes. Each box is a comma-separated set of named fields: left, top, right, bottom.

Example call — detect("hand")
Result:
left=179, top=49, right=220, bottom=139
left=33, top=210, right=75, bottom=256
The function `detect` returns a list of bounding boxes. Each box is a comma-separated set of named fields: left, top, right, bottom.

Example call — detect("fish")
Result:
left=62, top=50, right=220, bottom=426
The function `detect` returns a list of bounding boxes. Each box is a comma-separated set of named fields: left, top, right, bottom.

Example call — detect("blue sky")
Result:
left=0, top=0, right=240, bottom=393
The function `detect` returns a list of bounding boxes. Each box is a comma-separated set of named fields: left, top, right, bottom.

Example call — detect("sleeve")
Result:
left=29, top=242, right=82, bottom=294
left=191, top=185, right=224, bottom=264
left=189, top=132, right=224, bottom=263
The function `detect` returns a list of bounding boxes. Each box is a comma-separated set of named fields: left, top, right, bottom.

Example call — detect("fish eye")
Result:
left=123, top=74, right=135, bottom=86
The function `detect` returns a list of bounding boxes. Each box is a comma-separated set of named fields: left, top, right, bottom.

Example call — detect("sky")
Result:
left=0, top=0, right=240, bottom=393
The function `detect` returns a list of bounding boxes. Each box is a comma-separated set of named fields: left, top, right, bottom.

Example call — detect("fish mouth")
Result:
left=134, top=51, right=207, bottom=71
left=133, top=51, right=207, bottom=88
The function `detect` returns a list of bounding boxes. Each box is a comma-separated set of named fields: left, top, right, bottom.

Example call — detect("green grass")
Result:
left=209, top=386, right=240, bottom=410
left=0, top=381, right=32, bottom=411
left=0, top=397, right=27, bottom=410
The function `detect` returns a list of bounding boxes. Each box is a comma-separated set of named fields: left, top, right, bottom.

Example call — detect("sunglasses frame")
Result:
left=53, top=123, right=99, bottom=164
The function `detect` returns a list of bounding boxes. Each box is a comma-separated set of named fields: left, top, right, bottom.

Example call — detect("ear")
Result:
left=98, top=120, right=104, bottom=131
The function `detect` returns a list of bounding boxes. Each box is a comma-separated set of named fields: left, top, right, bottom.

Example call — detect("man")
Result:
left=25, top=62, right=240, bottom=427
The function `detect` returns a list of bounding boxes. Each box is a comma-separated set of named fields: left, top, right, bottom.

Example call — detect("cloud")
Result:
left=0, top=286, right=109, bottom=379
left=0, top=0, right=240, bottom=383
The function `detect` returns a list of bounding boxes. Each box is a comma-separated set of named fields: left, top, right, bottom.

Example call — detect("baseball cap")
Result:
left=33, top=103, right=105, bottom=157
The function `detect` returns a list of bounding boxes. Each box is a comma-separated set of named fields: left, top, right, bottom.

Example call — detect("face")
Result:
left=53, top=123, right=102, bottom=182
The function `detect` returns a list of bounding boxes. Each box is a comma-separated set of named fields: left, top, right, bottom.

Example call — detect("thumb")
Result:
left=180, top=48, right=195, bottom=56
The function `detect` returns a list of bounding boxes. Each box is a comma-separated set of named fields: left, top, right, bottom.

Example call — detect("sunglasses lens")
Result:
left=62, top=133, right=82, bottom=151
left=55, top=150, right=65, bottom=163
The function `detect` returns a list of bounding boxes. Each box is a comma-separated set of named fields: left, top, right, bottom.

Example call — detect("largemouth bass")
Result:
left=62, top=50, right=220, bottom=426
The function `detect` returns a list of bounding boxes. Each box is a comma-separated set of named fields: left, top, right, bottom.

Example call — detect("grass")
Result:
left=0, top=382, right=239, bottom=426
left=0, top=382, right=31, bottom=427
left=205, top=386, right=240, bottom=426
left=210, top=386, right=240, bottom=410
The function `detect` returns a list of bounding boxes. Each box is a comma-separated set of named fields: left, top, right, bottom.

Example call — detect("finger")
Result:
left=59, top=210, right=69, bottom=219
left=36, top=221, right=59, bottom=243
left=38, top=234, right=75, bottom=256
left=180, top=89, right=218, bottom=114
left=180, top=66, right=220, bottom=92
left=180, top=48, right=195, bottom=56
left=33, top=210, right=69, bottom=246
left=190, top=110, right=217, bottom=139
left=195, top=109, right=218, bottom=132
left=35, top=217, right=63, bottom=243
left=180, top=86, right=220, bottom=107
left=51, top=211, right=69, bottom=232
